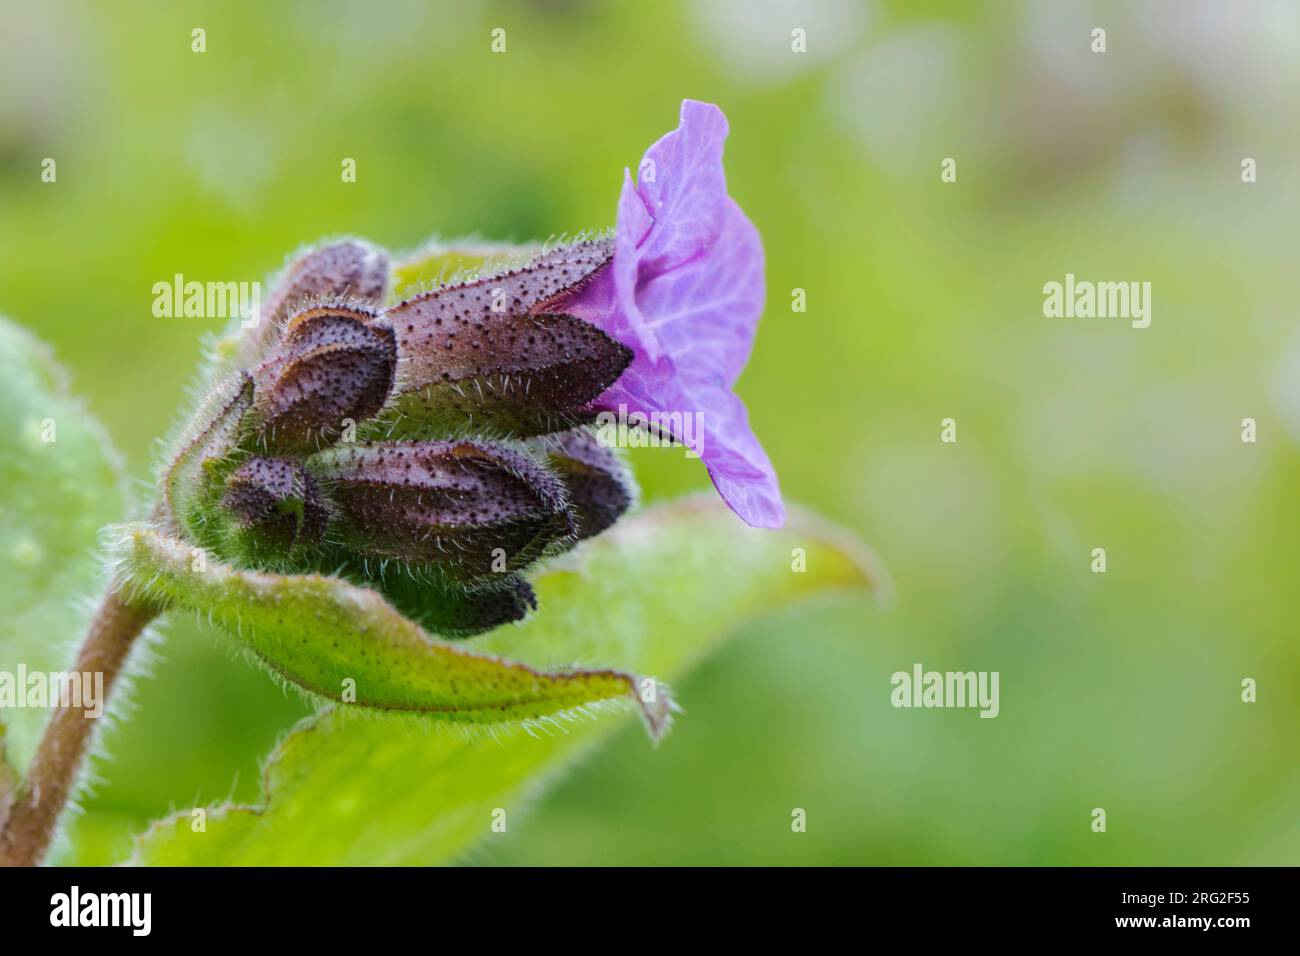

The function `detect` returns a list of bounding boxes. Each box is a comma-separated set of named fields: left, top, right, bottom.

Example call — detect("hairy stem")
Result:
left=0, top=587, right=161, bottom=867
left=0, top=738, right=15, bottom=828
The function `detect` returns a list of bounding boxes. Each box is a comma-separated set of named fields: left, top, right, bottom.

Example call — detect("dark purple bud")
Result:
left=240, top=239, right=390, bottom=366
left=371, top=571, right=538, bottom=640
left=221, top=456, right=330, bottom=556
left=380, top=239, right=630, bottom=438
left=530, top=429, right=634, bottom=541
left=310, top=440, right=573, bottom=581
left=254, top=306, right=396, bottom=453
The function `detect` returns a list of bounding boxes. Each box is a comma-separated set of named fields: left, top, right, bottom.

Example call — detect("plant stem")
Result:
left=0, top=587, right=160, bottom=867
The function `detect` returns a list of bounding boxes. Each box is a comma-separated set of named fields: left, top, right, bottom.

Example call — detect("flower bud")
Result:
left=366, top=570, right=538, bottom=639
left=530, top=429, right=634, bottom=541
left=380, top=239, right=631, bottom=438
left=240, top=239, right=390, bottom=366
left=220, top=456, right=330, bottom=559
left=310, top=440, right=573, bottom=581
left=254, top=306, right=396, bottom=453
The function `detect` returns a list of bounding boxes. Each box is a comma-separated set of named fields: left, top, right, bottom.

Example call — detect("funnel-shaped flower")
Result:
left=555, top=100, right=785, bottom=529
left=155, top=102, right=785, bottom=645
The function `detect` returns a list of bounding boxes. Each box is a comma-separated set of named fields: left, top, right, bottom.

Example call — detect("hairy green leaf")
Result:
left=127, top=498, right=884, bottom=865
left=0, top=318, right=127, bottom=772
left=108, top=524, right=673, bottom=736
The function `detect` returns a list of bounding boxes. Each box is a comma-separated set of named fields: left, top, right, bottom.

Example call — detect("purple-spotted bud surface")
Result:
left=240, top=239, right=390, bottom=366
left=378, top=240, right=630, bottom=438
left=311, top=440, right=573, bottom=581
left=221, top=456, right=330, bottom=559
left=530, top=429, right=634, bottom=541
left=253, top=306, right=396, bottom=453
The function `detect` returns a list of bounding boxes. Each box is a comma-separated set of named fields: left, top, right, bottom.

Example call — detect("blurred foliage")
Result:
left=0, top=0, right=1297, bottom=865
left=0, top=318, right=126, bottom=772
left=126, top=501, right=878, bottom=865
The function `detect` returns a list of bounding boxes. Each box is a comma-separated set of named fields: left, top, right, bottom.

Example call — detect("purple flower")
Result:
left=557, top=99, right=786, bottom=529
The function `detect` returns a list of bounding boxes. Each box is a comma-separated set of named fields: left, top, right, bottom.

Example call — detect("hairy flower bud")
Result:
left=220, top=456, right=330, bottom=559
left=311, top=440, right=573, bottom=581
left=530, top=429, right=634, bottom=541
left=254, top=306, right=396, bottom=453
left=240, top=239, right=390, bottom=366
left=378, top=239, right=631, bottom=438
left=362, top=570, right=539, bottom=639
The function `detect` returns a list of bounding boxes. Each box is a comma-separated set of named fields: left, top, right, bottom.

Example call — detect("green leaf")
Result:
left=126, top=498, right=884, bottom=865
left=0, top=318, right=127, bottom=772
left=159, top=371, right=253, bottom=545
left=109, top=524, right=675, bottom=736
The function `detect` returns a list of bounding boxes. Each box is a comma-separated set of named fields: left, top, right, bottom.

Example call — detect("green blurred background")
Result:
left=2, top=0, right=1297, bottom=865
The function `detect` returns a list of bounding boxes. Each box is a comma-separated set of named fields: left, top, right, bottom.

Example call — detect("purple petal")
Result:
left=559, top=99, right=785, bottom=528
